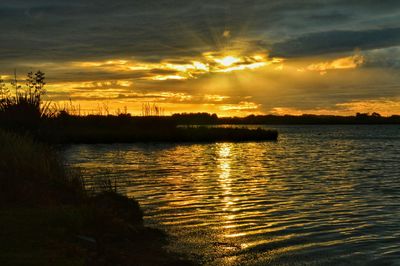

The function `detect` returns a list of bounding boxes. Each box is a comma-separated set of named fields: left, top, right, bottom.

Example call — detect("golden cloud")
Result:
left=304, top=54, right=364, bottom=75
left=70, top=50, right=282, bottom=81
left=271, top=98, right=400, bottom=116
left=336, top=98, right=400, bottom=115
left=204, top=94, right=230, bottom=102
left=220, top=101, right=260, bottom=111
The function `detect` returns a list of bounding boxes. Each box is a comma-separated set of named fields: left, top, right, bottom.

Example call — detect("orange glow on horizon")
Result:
left=9, top=44, right=397, bottom=117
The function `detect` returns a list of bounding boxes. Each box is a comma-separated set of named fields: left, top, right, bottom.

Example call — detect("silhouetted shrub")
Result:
left=0, top=70, right=54, bottom=131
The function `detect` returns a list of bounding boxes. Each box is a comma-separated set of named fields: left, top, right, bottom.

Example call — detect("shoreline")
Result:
left=0, top=129, right=194, bottom=265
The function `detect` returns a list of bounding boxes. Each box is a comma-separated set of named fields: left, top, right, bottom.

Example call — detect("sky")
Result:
left=1, top=0, right=400, bottom=116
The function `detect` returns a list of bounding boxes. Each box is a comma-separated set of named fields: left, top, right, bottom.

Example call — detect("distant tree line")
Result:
left=170, top=112, right=400, bottom=125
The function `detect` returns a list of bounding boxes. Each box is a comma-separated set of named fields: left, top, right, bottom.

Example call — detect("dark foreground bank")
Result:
left=0, top=130, right=193, bottom=266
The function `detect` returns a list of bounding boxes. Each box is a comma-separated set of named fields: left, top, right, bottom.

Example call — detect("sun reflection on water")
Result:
left=64, top=126, right=400, bottom=265
left=217, top=143, right=234, bottom=213
left=216, top=143, right=244, bottom=264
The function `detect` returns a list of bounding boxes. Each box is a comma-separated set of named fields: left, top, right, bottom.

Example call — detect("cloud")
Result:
left=220, top=101, right=260, bottom=111
left=1, top=0, right=399, bottom=64
left=1, top=1, right=400, bottom=115
left=272, top=28, right=400, bottom=57
left=303, top=54, right=364, bottom=74
left=336, top=98, right=400, bottom=115
left=363, top=46, right=400, bottom=69
left=271, top=98, right=400, bottom=116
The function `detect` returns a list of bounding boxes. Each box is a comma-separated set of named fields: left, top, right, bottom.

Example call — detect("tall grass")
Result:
left=0, top=129, right=84, bottom=206
left=0, top=129, right=191, bottom=266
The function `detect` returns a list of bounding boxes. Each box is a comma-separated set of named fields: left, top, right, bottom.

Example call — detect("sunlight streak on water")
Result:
left=64, top=125, right=400, bottom=265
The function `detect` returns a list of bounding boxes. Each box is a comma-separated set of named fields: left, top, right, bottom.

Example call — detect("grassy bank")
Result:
left=0, top=129, right=192, bottom=265
left=0, top=130, right=84, bottom=206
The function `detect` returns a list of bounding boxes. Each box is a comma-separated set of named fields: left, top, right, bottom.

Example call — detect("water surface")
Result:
left=64, top=125, right=400, bottom=265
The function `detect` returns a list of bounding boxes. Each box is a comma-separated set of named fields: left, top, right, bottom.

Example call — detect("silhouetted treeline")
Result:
left=172, top=112, right=218, bottom=124
left=171, top=112, right=400, bottom=125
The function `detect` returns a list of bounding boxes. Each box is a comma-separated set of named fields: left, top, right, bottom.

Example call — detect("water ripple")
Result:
left=64, top=125, right=400, bottom=265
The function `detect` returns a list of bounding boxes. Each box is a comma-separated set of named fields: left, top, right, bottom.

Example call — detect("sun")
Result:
left=215, top=56, right=240, bottom=67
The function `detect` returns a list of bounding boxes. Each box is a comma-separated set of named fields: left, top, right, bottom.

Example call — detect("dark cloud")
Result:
left=364, top=47, right=400, bottom=69
left=1, top=0, right=400, bottom=115
left=271, top=28, right=400, bottom=57
left=0, top=0, right=399, bottom=64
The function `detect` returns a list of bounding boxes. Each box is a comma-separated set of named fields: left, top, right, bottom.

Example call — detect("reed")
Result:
left=141, top=102, right=165, bottom=116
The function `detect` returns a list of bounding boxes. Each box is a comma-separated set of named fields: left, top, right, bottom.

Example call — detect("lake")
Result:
left=64, top=125, right=400, bottom=265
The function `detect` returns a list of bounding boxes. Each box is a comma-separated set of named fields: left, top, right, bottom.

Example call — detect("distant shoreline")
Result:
left=170, top=113, right=400, bottom=125
left=5, top=111, right=400, bottom=144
